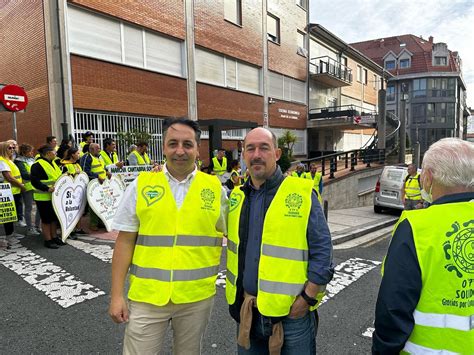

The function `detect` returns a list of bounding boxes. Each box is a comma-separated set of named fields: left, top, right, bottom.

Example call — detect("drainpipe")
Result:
left=184, top=0, right=197, bottom=121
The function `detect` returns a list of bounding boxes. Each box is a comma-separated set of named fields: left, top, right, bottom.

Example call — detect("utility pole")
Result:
left=414, top=125, right=421, bottom=168
left=377, top=83, right=386, bottom=150
left=262, top=0, right=269, bottom=128
left=184, top=0, right=197, bottom=121
left=399, top=83, right=408, bottom=163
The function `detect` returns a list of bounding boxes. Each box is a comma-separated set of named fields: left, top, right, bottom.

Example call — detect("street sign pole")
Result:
left=13, top=111, right=18, bottom=141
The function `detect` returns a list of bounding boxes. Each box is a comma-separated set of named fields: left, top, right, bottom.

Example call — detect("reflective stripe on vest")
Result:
left=32, top=159, right=62, bottom=201
left=129, top=171, right=223, bottom=306
left=403, top=341, right=460, bottom=355
left=0, top=157, right=22, bottom=195
left=130, top=150, right=151, bottom=165
left=226, top=177, right=323, bottom=317
left=405, top=173, right=421, bottom=200
left=212, top=157, right=227, bottom=175
left=395, top=202, right=474, bottom=354
left=99, top=150, right=118, bottom=166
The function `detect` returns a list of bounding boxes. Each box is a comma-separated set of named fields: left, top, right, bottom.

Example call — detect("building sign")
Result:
left=109, top=165, right=153, bottom=187
left=278, top=108, right=301, bottom=120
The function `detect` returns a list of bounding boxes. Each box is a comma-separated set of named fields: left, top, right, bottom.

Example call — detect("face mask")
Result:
left=420, top=185, right=433, bottom=203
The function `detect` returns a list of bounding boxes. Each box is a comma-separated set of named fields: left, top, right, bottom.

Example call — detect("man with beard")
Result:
left=226, top=127, right=334, bottom=354
left=109, top=117, right=228, bottom=354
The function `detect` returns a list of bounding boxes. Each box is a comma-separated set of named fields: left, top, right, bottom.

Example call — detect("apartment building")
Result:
left=0, top=0, right=309, bottom=164
left=307, top=24, right=391, bottom=157
left=352, top=35, right=469, bottom=155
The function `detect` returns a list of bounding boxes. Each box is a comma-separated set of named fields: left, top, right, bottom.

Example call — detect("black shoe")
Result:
left=44, top=240, right=59, bottom=249
left=74, top=229, right=87, bottom=235
left=69, top=233, right=78, bottom=240
left=53, top=237, right=67, bottom=246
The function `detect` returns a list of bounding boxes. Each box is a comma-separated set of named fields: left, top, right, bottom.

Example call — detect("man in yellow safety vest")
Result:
left=108, top=117, right=228, bottom=354
left=373, top=138, right=474, bottom=354
left=226, top=127, right=334, bottom=353
left=401, top=163, right=423, bottom=210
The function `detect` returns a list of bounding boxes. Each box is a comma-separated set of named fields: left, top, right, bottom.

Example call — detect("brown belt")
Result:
left=238, top=292, right=284, bottom=354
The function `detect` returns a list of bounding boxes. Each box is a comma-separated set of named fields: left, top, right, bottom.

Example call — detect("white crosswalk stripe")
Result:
left=0, top=243, right=105, bottom=308
left=67, top=239, right=113, bottom=263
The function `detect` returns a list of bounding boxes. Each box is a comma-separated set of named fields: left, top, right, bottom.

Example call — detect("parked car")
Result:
left=373, top=165, right=409, bottom=213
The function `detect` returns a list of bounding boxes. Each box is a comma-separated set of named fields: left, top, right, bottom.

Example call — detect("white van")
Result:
left=373, top=165, right=409, bottom=213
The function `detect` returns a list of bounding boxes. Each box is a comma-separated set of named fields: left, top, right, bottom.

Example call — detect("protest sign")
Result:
left=110, top=165, right=153, bottom=188
left=52, top=173, right=89, bottom=241
left=87, top=176, right=125, bottom=232
left=0, top=183, right=17, bottom=224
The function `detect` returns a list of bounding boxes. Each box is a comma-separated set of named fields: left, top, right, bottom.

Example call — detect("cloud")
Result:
left=311, top=0, right=474, bottom=107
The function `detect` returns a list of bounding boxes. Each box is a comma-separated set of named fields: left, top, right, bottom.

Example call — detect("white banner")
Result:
left=87, top=176, right=125, bottom=232
left=52, top=173, right=89, bottom=241
left=110, top=165, right=153, bottom=188
left=0, top=183, right=17, bottom=224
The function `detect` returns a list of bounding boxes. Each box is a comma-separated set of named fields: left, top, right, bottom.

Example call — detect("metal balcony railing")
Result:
left=309, top=104, right=375, bottom=120
left=309, top=56, right=352, bottom=84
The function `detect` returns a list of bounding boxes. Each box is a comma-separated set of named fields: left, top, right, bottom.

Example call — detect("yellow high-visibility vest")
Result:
left=61, top=160, right=82, bottom=176
left=32, top=159, right=62, bottom=201
left=15, top=160, right=33, bottom=191
left=226, top=177, right=325, bottom=316
left=404, top=173, right=421, bottom=200
left=129, top=171, right=223, bottom=306
left=99, top=150, right=118, bottom=166
left=129, top=150, right=151, bottom=165
left=387, top=202, right=474, bottom=354
left=305, top=171, right=323, bottom=203
left=87, top=153, right=106, bottom=180
left=212, top=157, right=227, bottom=175
left=0, top=157, right=23, bottom=195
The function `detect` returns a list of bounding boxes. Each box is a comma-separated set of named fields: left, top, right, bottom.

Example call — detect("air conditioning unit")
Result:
left=297, top=46, right=308, bottom=57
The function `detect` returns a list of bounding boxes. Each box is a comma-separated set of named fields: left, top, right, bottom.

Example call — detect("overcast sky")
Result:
left=310, top=0, right=474, bottom=108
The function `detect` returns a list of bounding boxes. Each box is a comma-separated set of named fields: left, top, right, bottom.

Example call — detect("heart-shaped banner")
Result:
left=52, top=172, right=89, bottom=241
left=87, top=176, right=125, bottom=232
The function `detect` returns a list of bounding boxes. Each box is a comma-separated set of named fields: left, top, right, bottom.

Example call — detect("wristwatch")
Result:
left=300, top=288, right=318, bottom=307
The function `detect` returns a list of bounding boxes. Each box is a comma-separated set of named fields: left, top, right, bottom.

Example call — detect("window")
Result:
left=297, top=30, right=306, bottom=50
left=268, top=71, right=306, bottom=104
left=195, top=50, right=225, bottom=86
left=267, top=14, right=280, bottom=43
left=225, top=58, right=236, bottom=89
left=434, top=56, right=447, bottom=66
left=356, top=65, right=362, bottom=82
left=224, top=0, right=242, bottom=26
left=237, top=62, right=260, bottom=94
left=123, top=25, right=143, bottom=66
left=385, top=60, right=395, bottom=70
left=413, top=79, right=427, bottom=98
left=399, top=58, right=410, bottom=68
left=146, top=32, right=183, bottom=76
left=373, top=74, right=378, bottom=89
left=363, top=68, right=368, bottom=85
left=387, top=85, right=395, bottom=101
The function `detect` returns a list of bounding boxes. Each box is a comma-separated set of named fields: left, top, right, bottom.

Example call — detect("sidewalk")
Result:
left=327, top=206, right=400, bottom=245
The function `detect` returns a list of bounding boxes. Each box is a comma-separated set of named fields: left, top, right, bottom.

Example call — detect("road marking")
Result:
left=362, top=327, right=375, bottom=338
left=0, top=243, right=105, bottom=308
left=321, top=257, right=381, bottom=305
left=67, top=239, right=113, bottom=263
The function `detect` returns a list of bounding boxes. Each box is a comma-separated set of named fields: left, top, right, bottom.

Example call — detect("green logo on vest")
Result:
left=442, top=220, right=474, bottom=278
left=141, top=185, right=165, bottom=207
left=229, top=193, right=242, bottom=212
left=285, top=193, right=303, bottom=218
left=201, top=188, right=215, bottom=211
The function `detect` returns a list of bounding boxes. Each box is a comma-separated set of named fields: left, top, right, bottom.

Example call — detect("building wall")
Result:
left=68, top=0, right=185, bottom=40
left=70, top=56, right=188, bottom=117
left=0, top=1, right=51, bottom=148
left=267, top=1, right=307, bottom=81
left=341, top=57, right=379, bottom=107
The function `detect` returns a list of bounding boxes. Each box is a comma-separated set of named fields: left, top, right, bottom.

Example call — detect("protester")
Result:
left=372, top=138, right=474, bottom=354
left=209, top=148, right=228, bottom=179
left=79, top=131, right=94, bottom=157
left=56, top=138, right=73, bottom=161
left=126, top=144, right=137, bottom=165
left=109, top=117, right=228, bottom=355
left=226, top=127, right=334, bottom=354
left=226, top=159, right=243, bottom=191
left=305, top=162, right=323, bottom=203
left=0, top=141, right=26, bottom=248
left=99, top=138, right=124, bottom=170
left=15, top=144, right=41, bottom=236
left=31, top=145, right=66, bottom=249
left=401, top=163, right=423, bottom=210
left=80, top=143, right=110, bottom=231
left=291, top=163, right=306, bottom=177
left=127, top=141, right=151, bottom=165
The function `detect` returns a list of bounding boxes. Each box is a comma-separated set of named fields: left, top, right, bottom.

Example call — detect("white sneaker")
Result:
left=15, top=220, right=27, bottom=228
left=12, top=232, right=25, bottom=239
left=26, top=227, right=41, bottom=236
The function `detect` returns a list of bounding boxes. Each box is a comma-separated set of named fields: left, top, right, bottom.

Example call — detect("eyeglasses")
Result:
left=8, top=147, right=15, bottom=150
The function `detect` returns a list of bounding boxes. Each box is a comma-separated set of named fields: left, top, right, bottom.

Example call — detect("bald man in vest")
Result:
left=109, top=117, right=228, bottom=355
left=226, top=127, right=334, bottom=354
left=373, top=138, right=474, bottom=354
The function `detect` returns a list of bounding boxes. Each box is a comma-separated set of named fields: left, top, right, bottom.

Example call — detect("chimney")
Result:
left=429, top=36, right=434, bottom=43
left=380, top=38, right=384, bottom=48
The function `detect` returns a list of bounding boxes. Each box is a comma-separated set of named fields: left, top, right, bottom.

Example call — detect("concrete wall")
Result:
left=322, top=167, right=384, bottom=210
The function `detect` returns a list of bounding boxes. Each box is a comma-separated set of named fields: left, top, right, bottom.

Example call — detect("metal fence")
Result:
left=73, top=110, right=164, bottom=163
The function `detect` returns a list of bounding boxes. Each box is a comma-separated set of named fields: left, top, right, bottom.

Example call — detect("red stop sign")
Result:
left=0, top=85, right=28, bottom=112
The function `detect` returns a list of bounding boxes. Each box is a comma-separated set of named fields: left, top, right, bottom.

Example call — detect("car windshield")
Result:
left=384, top=169, right=404, bottom=182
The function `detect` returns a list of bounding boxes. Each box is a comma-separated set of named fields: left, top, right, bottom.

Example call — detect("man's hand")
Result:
left=106, top=171, right=112, bottom=179
left=115, top=161, right=124, bottom=169
left=48, top=186, right=55, bottom=193
left=98, top=177, right=105, bottom=184
left=152, top=164, right=163, bottom=172
left=288, top=296, right=309, bottom=319
left=108, top=296, right=129, bottom=323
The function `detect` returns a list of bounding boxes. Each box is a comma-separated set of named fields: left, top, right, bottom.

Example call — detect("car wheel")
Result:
left=374, top=205, right=383, bottom=214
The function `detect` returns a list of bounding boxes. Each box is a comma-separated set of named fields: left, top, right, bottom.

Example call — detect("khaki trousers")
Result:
left=123, top=297, right=214, bottom=355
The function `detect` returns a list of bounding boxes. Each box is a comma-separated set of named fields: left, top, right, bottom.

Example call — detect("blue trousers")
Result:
left=238, top=310, right=318, bottom=355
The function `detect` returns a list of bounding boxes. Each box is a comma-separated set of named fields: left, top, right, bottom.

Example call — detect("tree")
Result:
left=277, top=130, right=297, bottom=173
left=117, top=127, right=152, bottom=147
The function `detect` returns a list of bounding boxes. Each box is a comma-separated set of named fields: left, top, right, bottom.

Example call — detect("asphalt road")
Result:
left=0, top=232, right=391, bottom=354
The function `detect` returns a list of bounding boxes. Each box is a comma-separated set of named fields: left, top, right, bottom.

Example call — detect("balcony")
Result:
left=308, top=104, right=376, bottom=128
left=309, top=56, right=352, bottom=87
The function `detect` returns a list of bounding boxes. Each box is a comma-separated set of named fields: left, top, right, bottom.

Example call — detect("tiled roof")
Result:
left=351, top=34, right=461, bottom=75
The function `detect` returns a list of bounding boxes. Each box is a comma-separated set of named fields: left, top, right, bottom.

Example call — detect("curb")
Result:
left=331, top=217, right=398, bottom=245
